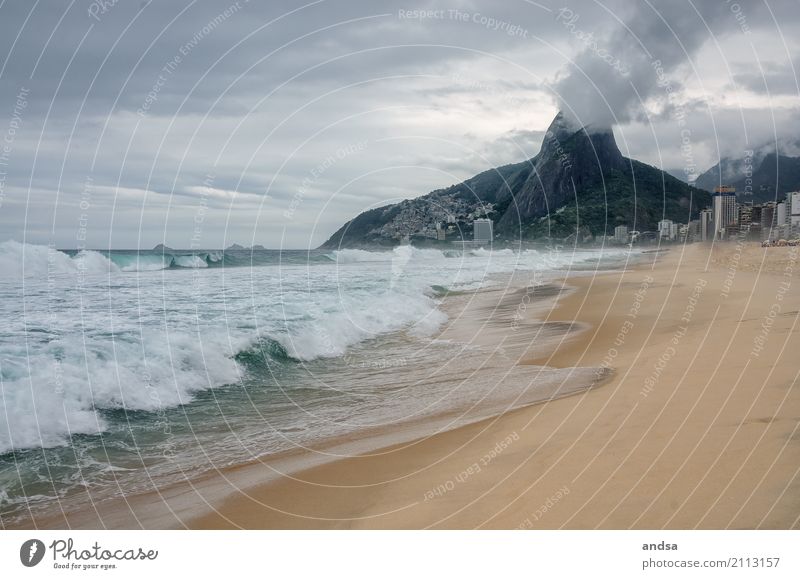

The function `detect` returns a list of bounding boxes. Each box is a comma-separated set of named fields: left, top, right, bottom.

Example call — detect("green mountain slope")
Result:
left=321, top=113, right=711, bottom=247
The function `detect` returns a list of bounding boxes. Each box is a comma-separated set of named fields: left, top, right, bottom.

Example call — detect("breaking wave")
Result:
left=0, top=240, right=119, bottom=278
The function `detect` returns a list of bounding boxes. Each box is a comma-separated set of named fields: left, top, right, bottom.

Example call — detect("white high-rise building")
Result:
left=658, top=219, right=673, bottom=240
left=791, top=192, right=800, bottom=233
left=761, top=202, right=777, bottom=241
left=473, top=218, right=493, bottom=245
left=777, top=201, right=787, bottom=227
left=776, top=201, right=788, bottom=239
left=688, top=220, right=701, bottom=241
left=712, top=186, right=737, bottom=239
left=700, top=209, right=713, bottom=241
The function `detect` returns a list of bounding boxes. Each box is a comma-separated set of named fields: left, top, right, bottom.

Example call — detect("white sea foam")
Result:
left=0, top=240, right=118, bottom=278
left=328, top=248, right=392, bottom=263
left=469, top=247, right=514, bottom=257
left=172, top=254, right=208, bottom=268
left=116, top=254, right=170, bottom=271
left=276, top=287, right=446, bottom=360
left=0, top=328, right=246, bottom=453
left=330, top=246, right=449, bottom=264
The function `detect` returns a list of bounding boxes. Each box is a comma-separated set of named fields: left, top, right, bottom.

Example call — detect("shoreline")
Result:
left=12, top=265, right=600, bottom=529
left=12, top=243, right=800, bottom=529
left=187, top=243, right=799, bottom=529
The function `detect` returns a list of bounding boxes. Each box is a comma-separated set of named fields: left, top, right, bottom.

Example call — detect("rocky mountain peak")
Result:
left=321, top=112, right=708, bottom=247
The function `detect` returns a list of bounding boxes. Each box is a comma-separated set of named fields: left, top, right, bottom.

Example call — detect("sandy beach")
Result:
left=18, top=242, right=800, bottom=529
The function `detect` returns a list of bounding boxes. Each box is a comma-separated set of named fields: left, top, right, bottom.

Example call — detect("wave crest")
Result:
left=0, top=240, right=118, bottom=278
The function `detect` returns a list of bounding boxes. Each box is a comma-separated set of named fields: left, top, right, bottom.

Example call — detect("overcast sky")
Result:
left=0, top=0, right=797, bottom=249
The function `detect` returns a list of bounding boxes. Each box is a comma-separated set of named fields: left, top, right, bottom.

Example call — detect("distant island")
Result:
left=149, top=243, right=269, bottom=251
left=226, top=243, right=267, bottom=251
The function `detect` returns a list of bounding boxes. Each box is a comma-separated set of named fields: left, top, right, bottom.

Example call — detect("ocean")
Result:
left=0, top=240, right=633, bottom=525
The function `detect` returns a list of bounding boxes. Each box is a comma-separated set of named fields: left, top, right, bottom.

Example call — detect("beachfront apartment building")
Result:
left=654, top=220, right=688, bottom=242
left=687, top=220, right=701, bottom=241
left=760, top=202, right=778, bottom=241
left=614, top=225, right=629, bottom=244
left=791, top=192, right=800, bottom=234
left=738, top=203, right=753, bottom=236
left=700, top=208, right=713, bottom=241
left=658, top=219, right=673, bottom=240
left=473, top=218, right=493, bottom=245
left=777, top=201, right=787, bottom=238
left=712, top=186, right=737, bottom=239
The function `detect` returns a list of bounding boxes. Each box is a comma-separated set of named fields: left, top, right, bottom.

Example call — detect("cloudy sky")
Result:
left=0, top=0, right=797, bottom=249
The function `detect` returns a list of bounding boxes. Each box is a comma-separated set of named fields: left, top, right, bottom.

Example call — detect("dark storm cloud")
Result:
left=552, top=0, right=800, bottom=128
left=733, top=56, right=800, bottom=95
left=0, top=0, right=797, bottom=247
left=0, top=0, right=554, bottom=114
left=552, top=1, right=735, bottom=128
